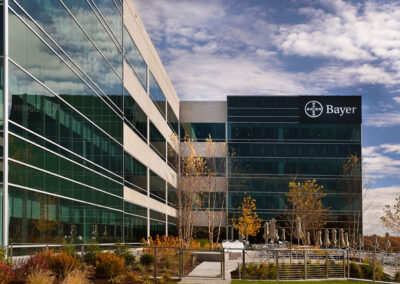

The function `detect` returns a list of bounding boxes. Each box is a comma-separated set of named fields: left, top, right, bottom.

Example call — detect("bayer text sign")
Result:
left=299, top=96, right=362, bottom=124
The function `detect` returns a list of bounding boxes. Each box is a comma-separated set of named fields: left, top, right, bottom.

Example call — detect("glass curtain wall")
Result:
left=227, top=96, right=362, bottom=237
left=0, top=2, right=4, bottom=245
left=7, top=1, right=125, bottom=244
left=4, top=0, right=174, bottom=245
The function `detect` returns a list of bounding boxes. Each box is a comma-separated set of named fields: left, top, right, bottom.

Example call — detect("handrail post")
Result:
left=242, top=248, right=246, bottom=280
left=325, top=250, right=328, bottom=279
left=373, top=247, right=376, bottom=281
left=81, top=245, right=84, bottom=262
left=276, top=250, right=279, bottom=280
left=9, top=244, right=13, bottom=268
left=221, top=247, right=225, bottom=280
left=179, top=247, right=183, bottom=279
left=347, top=249, right=350, bottom=278
left=343, top=250, right=346, bottom=278
left=154, top=247, right=157, bottom=279
left=304, top=251, right=307, bottom=280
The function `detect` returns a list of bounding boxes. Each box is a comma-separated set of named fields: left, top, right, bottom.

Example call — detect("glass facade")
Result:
left=3, top=0, right=178, bottom=246
left=150, top=209, right=166, bottom=238
left=0, top=1, right=3, bottom=244
left=227, top=96, right=362, bottom=233
left=181, top=123, right=225, bottom=141
left=149, top=71, right=166, bottom=118
left=124, top=88, right=147, bottom=142
left=150, top=121, right=166, bottom=160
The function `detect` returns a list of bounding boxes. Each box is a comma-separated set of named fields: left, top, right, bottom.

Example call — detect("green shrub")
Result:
left=84, top=243, right=101, bottom=265
left=395, top=271, right=400, bottom=282
left=267, top=263, right=277, bottom=279
left=134, top=263, right=144, bottom=271
left=349, top=261, right=363, bottom=278
left=94, top=252, right=125, bottom=280
left=140, top=253, right=154, bottom=266
left=115, top=246, right=136, bottom=266
left=195, top=238, right=210, bottom=248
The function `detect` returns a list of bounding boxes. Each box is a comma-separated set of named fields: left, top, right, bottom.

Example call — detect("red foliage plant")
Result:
left=13, top=252, right=49, bottom=281
left=0, top=262, right=14, bottom=283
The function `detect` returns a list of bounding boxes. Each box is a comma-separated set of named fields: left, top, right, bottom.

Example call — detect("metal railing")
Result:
left=1, top=243, right=400, bottom=281
left=0, top=243, right=226, bottom=280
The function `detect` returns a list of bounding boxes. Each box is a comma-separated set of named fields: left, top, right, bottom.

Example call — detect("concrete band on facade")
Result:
left=0, top=0, right=362, bottom=246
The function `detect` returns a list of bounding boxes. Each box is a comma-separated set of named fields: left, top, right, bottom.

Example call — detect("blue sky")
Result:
left=134, top=0, right=400, bottom=235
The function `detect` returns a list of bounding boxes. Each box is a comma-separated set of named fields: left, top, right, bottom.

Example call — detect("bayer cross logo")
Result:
left=304, top=100, right=323, bottom=118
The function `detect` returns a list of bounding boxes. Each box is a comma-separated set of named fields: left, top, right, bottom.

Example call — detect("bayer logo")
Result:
left=304, top=100, right=323, bottom=118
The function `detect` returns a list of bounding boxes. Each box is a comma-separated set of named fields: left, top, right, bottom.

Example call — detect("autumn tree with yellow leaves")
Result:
left=285, top=179, right=330, bottom=242
left=233, top=196, right=262, bottom=242
left=381, top=196, right=400, bottom=235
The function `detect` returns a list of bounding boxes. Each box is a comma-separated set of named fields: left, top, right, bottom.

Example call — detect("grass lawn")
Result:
left=231, top=281, right=378, bottom=284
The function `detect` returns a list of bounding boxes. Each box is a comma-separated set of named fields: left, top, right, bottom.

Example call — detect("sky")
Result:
left=134, top=0, right=400, bottom=236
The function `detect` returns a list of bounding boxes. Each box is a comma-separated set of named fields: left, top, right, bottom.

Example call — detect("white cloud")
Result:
left=134, top=0, right=400, bottom=100
left=364, top=112, right=400, bottom=127
left=363, top=186, right=400, bottom=236
left=363, top=144, right=400, bottom=179
left=394, top=97, right=400, bottom=104
left=381, top=144, right=400, bottom=155
left=276, top=0, right=400, bottom=65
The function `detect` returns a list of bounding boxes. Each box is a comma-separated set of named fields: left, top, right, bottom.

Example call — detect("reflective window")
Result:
left=168, top=215, right=178, bottom=236
left=228, top=123, right=361, bottom=141
left=229, top=157, right=352, bottom=176
left=123, top=27, right=147, bottom=89
left=124, top=88, right=147, bottom=141
left=63, top=0, right=123, bottom=77
left=167, top=143, right=178, bottom=171
left=167, top=183, right=177, bottom=208
left=8, top=12, right=123, bottom=143
left=150, top=220, right=165, bottom=238
left=124, top=152, right=147, bottom=194
left=92, top=0, right=122, bottom=45
left=9, top=160, right=123, bottom=210
left=9, top=62, right=123, bottom=176
left=0, top=57, right=3, bottom=120
left=9, top=186, right=123, bottom=244
left=13, top=0, right=123, bottom=111
left=149, top=71, right=166, bottom=118
left=150, top=121, right=166, bottom=160
left=229, top=143, right=361, bottom=158
left=0, top=5, right=3, bottom=55
left=167, top=102, right=179, bottom=134
left=150, top=209, right=166, bottom=238
left=228, top=96, right=298, bottom=108
left=124, top=201, right=147, bottom=217
left=150, top=171, right=166, bottom=203
left=181, top=123, right=225, bottom=141
left=9, top=134, right=123, bottom=197
left=124, top=214, right=147, bottom=242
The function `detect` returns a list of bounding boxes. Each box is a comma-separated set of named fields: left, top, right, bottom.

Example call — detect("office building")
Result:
left=1, top=0, right=179, bottom=246
left=1, top=0, right=362, bottom=246
left=181, top=96, right=362, bottom=239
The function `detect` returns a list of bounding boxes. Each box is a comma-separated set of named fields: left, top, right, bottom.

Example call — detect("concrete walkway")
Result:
left=181, top=253, right=241, bottom=283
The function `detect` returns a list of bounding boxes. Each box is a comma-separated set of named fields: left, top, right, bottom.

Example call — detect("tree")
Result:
left=176, top=136, right=206, bottom=246
left=200, top=136, right=227, bottom=249
left=285, top=179, right=329, bottom=241
left=233, top=196, right=262, bottom=241
left=381, top=196, right=400, bottom=235
left=342, top=154, right=373, bottom=246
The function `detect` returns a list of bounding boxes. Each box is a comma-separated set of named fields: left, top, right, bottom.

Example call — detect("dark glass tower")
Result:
left=227, top=96, right=362, bottom=237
